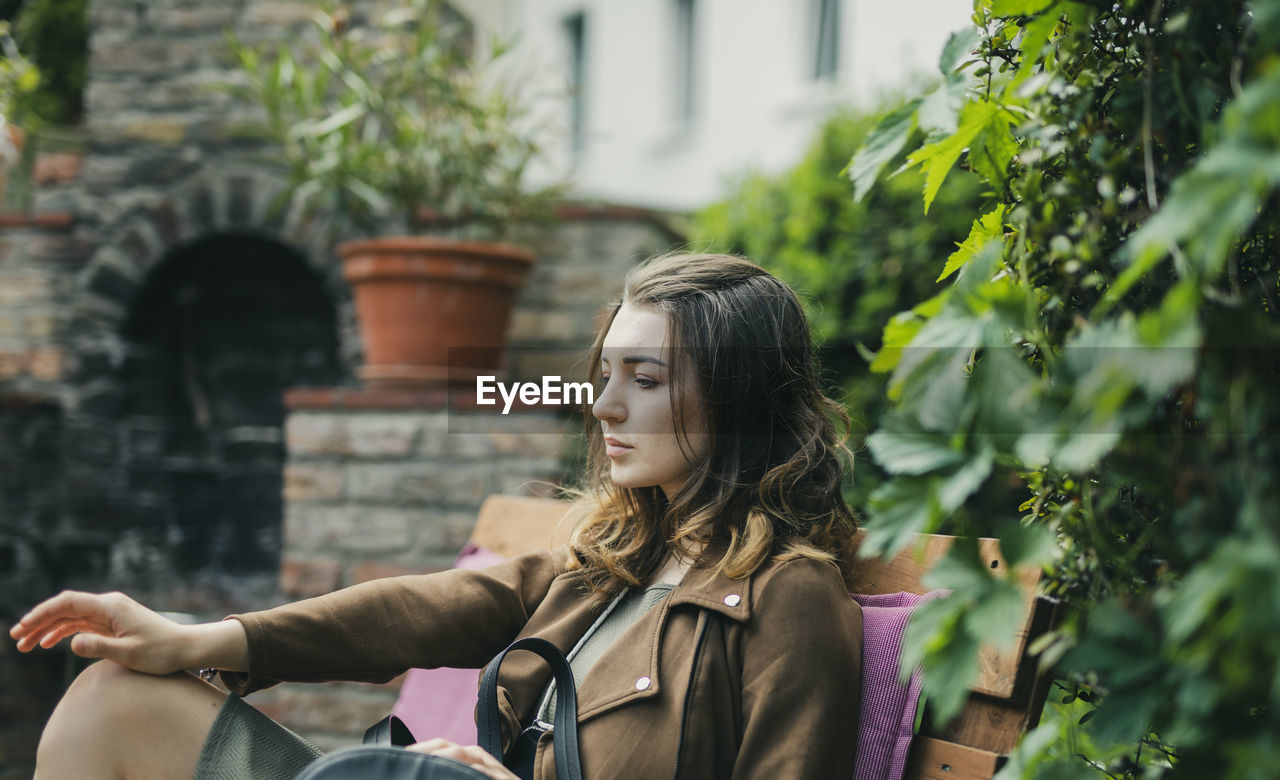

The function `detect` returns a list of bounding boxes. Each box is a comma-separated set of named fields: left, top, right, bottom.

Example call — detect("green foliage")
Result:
left=689, top=106, right=986, bottom=508
left=224, top=0, right=560, bottom=238
left=0, top=19, right=36, bottom=131
left=852, top=0, right=1280, bottom=775
left=10, top=0, right=87, bottom=126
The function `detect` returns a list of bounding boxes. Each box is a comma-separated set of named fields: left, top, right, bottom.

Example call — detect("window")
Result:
left=810, top=0, right=840, bottom=81
left=674, top=0, right=697, bottom=124
left=564, top=12, right=587, bottom=157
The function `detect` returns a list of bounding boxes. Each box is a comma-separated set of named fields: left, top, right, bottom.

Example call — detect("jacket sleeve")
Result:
left=733, top=558, right=862, bottom=779
left=219, top=547, right=573, bottom=695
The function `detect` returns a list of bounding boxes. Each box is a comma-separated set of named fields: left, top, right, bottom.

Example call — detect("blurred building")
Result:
left=489, top=0, right=971, bottom=210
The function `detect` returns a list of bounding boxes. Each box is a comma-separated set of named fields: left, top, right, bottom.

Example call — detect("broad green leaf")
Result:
left=912, top=290, right=950, bottom=319
left=1011, top=8, right=1061, bottom=88
left=996, top=521, right=1057, bottom=569
left=869, top=312, right=924, bottom=374
left=1087, top=688, right=1162, bottom=746
left=915, top=363, right=970, bottom=435
left=345, top=176, right=392, bottom=215
left=1052, top=429, right=1121, bottom=472
left=890, top=312, right=984, bottom=401
left=862, top=476, right=941, bottom=559
left=923, top=538, right=992, bottom=594
left=970, top=344, right=1042, bottom=439
left=902, top=597, right=982, bottom=725
left=849, top=98, right=921, bottom=202
left=939, top=204, right=1008, bottom=282
left=936, top=443, right=995, bottom=512
left=304, top=102, right=367, bottom=137
left=870, top=291, right=952, bottom=375
left=968, top=116, right=1020, bottom=186
left=916, top=78, right=967, bottom=138
left=989, top=0, right=1056, bottom=16
left=967, top=579, right=1028, bottom=653
left=991, top=721, right=1058, bottom=780
left=867, top=430, right=964, bottom=475
left=939, top=27, right=982, bottom=79
left=907, top=100, right=1001, bottom=213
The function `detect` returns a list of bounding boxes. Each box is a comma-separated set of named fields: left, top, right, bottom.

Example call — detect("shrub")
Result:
left=690, top=107, right=985, bottom=508
left=851, top=1, right=1280, bottom=776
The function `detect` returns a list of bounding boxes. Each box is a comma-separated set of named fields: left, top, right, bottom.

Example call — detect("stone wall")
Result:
left=245, top=389, right=572, bottom=749
left=0, top=0, right=683, bottom=772
left=0, top=201, right=679, bottom=772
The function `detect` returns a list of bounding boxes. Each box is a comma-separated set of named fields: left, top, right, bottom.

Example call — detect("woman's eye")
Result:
left=635, top=377, right=659, bottom=389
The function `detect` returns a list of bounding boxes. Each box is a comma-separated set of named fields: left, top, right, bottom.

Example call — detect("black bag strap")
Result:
left=477, top=637, right=583, bottom=780
left=362, top=713, right=417, bottom=747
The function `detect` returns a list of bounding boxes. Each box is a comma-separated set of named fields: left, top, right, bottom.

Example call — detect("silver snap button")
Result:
left=635, top=676, right=651, bottom=691
left=723, top=594, right=741, bottom=607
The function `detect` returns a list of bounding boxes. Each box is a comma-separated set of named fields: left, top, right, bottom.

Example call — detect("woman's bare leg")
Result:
left=35, top=659, right=226, bottom=780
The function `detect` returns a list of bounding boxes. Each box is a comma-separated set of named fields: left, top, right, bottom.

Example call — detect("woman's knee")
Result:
left=49, top=660, right=154, bottom=728
left=38, top=661, right=224, bottom=778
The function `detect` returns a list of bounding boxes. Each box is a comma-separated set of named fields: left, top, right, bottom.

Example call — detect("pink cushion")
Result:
left=850, top=590, right=949, bottom=780
left=390, top=544, right=508, bottom=743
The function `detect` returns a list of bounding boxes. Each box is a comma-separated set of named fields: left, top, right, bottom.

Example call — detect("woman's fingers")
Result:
left=406, top=740, right=517, bottom=780
left=34, top=619, right=99, bottom=649
left=11, top=591, right=124, bottom=653
left=10, top=590, right=186, bottom=674
left=11, top=591, right=119, bottom=642
left=406, top=738, right=453, bottom=753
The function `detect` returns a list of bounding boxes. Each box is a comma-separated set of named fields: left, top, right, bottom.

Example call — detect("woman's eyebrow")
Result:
left=599, top=354, right=669, bottom=368
left=622, top=354, right=668, bottom=368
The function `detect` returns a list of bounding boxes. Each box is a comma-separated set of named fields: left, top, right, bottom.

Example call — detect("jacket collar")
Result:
left=665, top=541, right=752, bottom=622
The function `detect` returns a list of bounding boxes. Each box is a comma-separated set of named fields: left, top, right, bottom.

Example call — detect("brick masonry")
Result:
left=247, top=393, right=578, bottom=748
left=0, top=3, right=682, bottom=769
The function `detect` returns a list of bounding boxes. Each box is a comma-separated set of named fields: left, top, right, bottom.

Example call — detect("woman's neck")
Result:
left=650, top=538, right=706, bottom=586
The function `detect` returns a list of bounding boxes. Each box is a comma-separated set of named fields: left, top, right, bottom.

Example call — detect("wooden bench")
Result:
left=467, top=495, right=1058, bottom=780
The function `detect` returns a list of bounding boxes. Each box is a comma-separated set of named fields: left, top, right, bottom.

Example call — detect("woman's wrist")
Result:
left=182, top=618, right=249, bottom=673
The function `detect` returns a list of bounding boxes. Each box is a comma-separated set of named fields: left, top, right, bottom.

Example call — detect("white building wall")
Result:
left=469, top=0, right=972, bottom=212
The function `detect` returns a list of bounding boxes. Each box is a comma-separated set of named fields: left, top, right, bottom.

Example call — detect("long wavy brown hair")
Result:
left=564, top=252, right=857, bottom=601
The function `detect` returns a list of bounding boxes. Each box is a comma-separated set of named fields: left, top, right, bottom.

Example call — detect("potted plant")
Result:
left=226, top=0, right=560, bottom=387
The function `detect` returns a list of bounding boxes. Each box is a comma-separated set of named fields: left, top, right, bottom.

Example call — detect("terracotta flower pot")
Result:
left=337, top=236, right=536, bottom=387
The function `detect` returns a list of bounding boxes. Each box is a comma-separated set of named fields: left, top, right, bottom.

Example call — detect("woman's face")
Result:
left=592, top=302, right=709, bottom=499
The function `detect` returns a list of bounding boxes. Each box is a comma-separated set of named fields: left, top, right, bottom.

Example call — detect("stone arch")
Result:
left=68, top=168, right=359, bottom=412
left=61, top=169, right=352, bottom=584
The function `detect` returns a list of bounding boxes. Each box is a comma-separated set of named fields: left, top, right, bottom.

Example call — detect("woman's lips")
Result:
left=604, top=437, right=633, bottom=458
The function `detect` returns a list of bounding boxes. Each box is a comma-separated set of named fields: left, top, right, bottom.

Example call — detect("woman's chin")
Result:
left=608, top=467, right=650, bottom=491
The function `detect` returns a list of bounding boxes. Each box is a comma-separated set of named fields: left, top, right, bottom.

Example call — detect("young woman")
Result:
left=11, top=252, right=864, bottom=779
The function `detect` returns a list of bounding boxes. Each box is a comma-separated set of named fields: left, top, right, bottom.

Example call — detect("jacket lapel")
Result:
left=572, top=551, right=754, bottom=723
left=495, top=549, right=757, bottom=729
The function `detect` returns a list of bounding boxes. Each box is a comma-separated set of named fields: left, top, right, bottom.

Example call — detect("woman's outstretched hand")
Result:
left=407, top=739, right=520, bottom=780
left=8, top=590, right=248, bottom=676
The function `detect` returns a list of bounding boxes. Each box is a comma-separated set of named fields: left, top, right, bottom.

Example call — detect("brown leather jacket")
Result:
left=225, top=546, right=863, bottom=779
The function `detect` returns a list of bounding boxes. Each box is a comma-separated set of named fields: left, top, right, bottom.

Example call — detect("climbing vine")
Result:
left=852, top=1, right=1280, bottom=776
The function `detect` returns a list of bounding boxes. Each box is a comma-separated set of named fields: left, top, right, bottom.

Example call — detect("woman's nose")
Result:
left=592, top=377, right=625, bottom=422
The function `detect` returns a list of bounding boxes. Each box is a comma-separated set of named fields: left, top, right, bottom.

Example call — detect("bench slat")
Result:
left=469, top=495, right=572, bottom=559
left=903, top=737, right=1004, bottom=780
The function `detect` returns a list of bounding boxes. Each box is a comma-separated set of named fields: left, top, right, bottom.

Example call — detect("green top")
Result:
left=536, top=581, right=677, bottom=723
